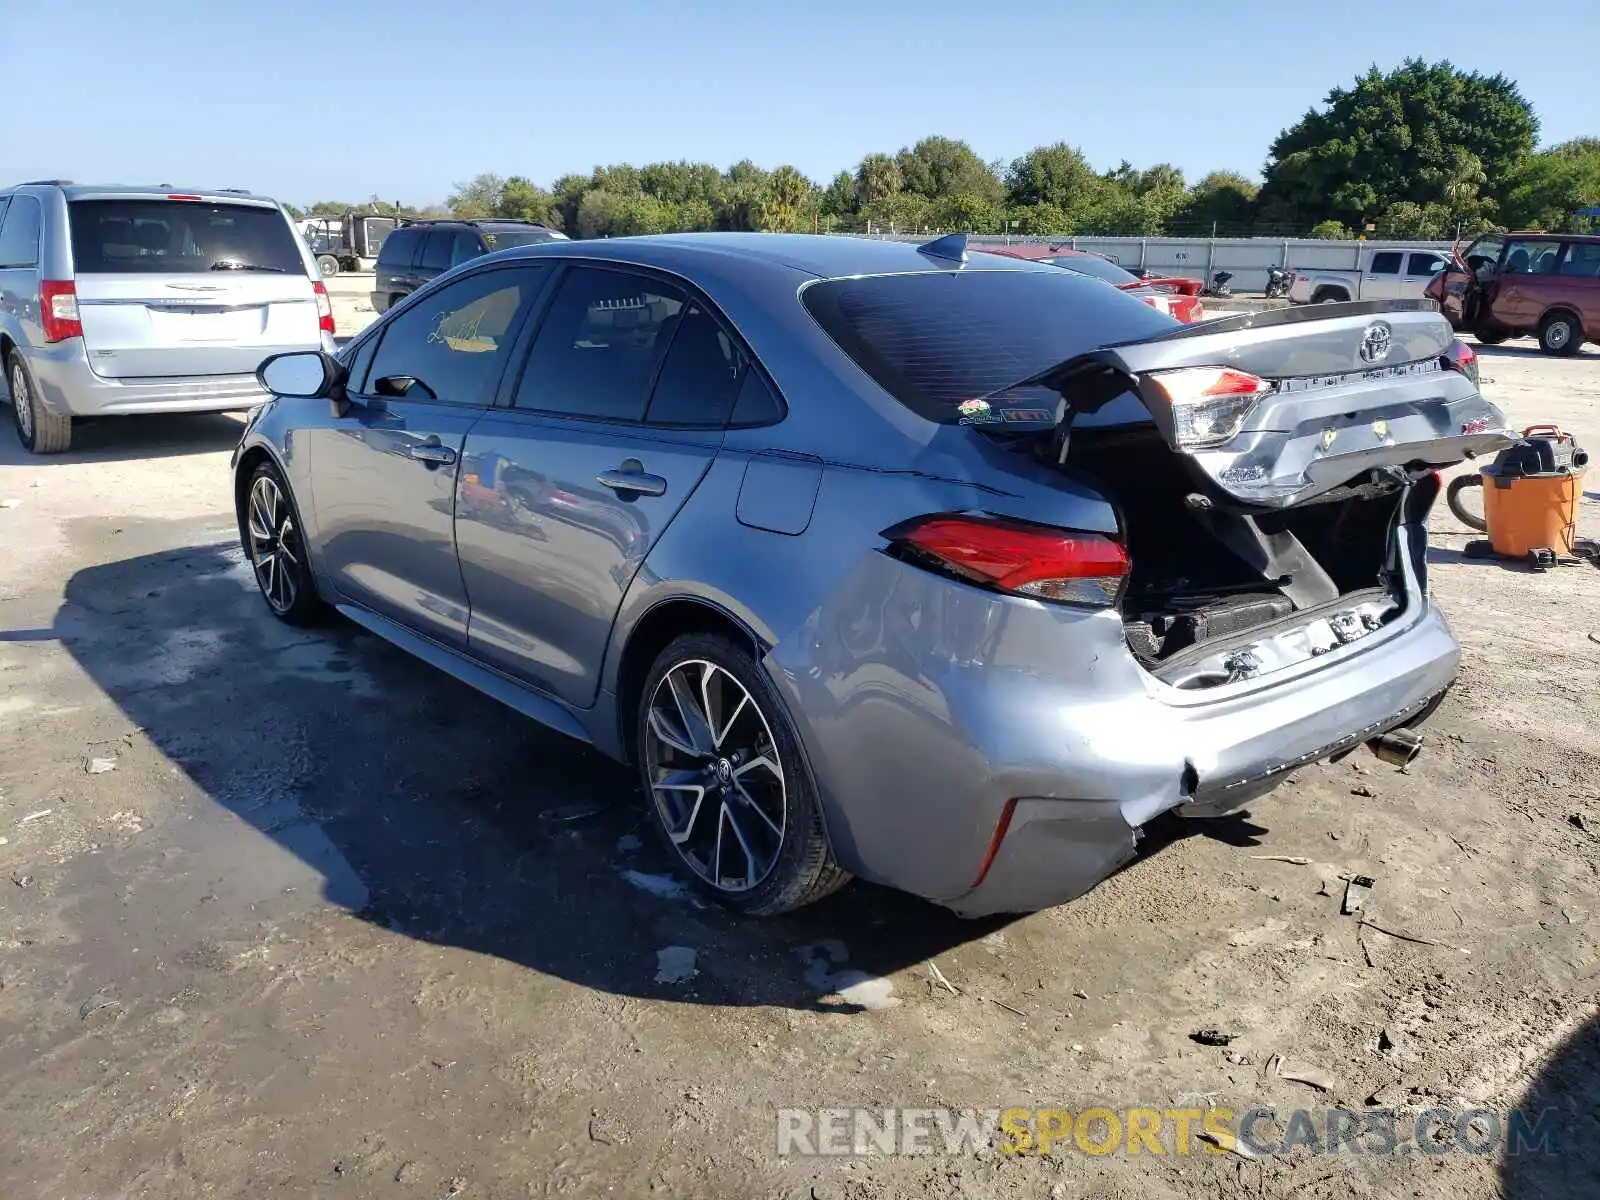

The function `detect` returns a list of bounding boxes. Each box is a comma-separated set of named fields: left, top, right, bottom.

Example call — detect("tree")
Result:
left=448, top=173, right=506, bottom=219
left=576, top=190, right=620, bottom=239
left=1503, top=137, right=1600, bottom=230
left=1256, top=59, right=1537, bottom=230
left=1178, top=170, right=1259, bottom=232
left=550, top=174, right=591, bottom=235
left=755, top=165, right=813, bottom=231
left=1004, top=144, right=1104, bottom=218
left=931, top=192, right=1004, bottom=234
left=895, top=136, right=1004, bottom=204
left=854, top=153, right=902, bottom=207
left=496, top=176, right=555, bottom=224
left=820, top=171, right=857, bottom=219
left=1005, top=203, right=1070, bottom=235
left=1375, top=200, right=1450, bottom=240
left=862, top=191, right=932, bottom=233
left=1309, top=219, right=1351, bottom=239
left=306, top=199, right=356, bottom=217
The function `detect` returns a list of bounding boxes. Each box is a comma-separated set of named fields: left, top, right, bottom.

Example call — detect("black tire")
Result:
left=636, top=632, right=849, bottom=915
left=317, top=254, right=340, bottom=277
left=1312, top=287, right=1349, bottom=304
left=1538, top=312, right=1582, bottom=356
left=7, top=351, right=72, bottom=454
left=239, top=459, right=323, bottom=626
left=1446, top=474, right=1488, bottom=532
left=1472, top=328, right=1509, bottom=346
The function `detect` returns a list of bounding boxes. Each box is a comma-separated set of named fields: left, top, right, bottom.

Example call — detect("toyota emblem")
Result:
left=1359, top=321, right=1392, bottom=364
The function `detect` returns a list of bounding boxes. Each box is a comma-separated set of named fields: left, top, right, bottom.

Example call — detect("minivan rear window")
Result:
left=377, top=226, right=421, bottom=267
left=68, top=200, right=304, bottom=275
left=800, top=269, right=1174, bottom=426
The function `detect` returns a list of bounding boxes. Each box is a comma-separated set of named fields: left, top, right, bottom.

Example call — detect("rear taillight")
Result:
left=312, top=280, right=336, bottom=335
left=1443, top=338, right=1478, bottom=386
left=891, top=513, right=1129, bottom=607
left=40, top=281, right=82, bottom=342
left=1145, top=366, right=1271, bottom=448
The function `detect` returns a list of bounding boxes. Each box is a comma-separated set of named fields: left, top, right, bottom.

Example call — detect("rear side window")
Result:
left=419, top=230, right=455, bottom=272
left=801, top=269, right=1172, bottom=427
left=1407, top=252, right=1446, bottom=276
left=1369, top=252, right=1402, bottom=275
left=0, top=196, right=43, bottom=269
left=1559, top=242, right=1600, bottom=278
left=1039, top=255, right=1139, bottom=286
left=644, top=304, right=747, bottom=426
left=514, top=266, right=686, bottom=422
left=377, top=227, right=420, bottom=267
left=67, top=200, right=302, bottom=274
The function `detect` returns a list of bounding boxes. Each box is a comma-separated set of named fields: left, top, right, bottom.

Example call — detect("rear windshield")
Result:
left=478, top=226, right=560, bottom=250
left=801, top=269, right=1174, bottom=427
left=68, top=200, right=305, bottom=275
left=1039, top=255, right=1140, bottom=286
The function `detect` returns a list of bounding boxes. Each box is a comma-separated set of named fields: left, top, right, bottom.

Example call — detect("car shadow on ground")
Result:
left=0, top=410, right=246, bottom=465
left=1500, top=1011, right=1600, bottom=1200
left=50, top=538, right=1232, bottom=1011
left=1472, top=343, right=1595, bottom=360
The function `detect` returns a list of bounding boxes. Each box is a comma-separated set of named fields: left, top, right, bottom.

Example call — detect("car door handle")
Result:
left=409, top=443, right=457, bottom=466
left=596, top=463, right=667, bottom=497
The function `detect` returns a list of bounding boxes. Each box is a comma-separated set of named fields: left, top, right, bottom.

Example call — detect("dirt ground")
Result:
left=1, top=328, right=1598, bottom=1200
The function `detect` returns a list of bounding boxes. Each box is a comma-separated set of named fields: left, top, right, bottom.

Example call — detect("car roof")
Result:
left=485, top=232, right=1065, bottom=281
left=43, top=184, right=277, bottom=204
left=1499, top=231, right=1600, bottom=243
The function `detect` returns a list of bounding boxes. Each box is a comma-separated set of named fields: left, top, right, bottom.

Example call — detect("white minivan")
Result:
left=0, top=182, right=336, bottom=453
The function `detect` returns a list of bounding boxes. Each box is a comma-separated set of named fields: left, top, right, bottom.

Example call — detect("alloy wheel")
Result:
left=246, top=474, right=302, bottom=614
left=643, top=658, right=787, bottom=892
left=11, top=363, right=33, bottom=442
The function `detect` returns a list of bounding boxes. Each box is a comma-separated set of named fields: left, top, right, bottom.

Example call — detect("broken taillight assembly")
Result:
left=1442, top=338, right=1478, bottom=386
left=889, top=513, right=1129, bottom=607
left=1145, top=366, right=1271, bottom=449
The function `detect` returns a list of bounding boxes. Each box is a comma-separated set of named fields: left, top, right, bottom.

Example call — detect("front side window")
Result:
left=513, top=267, right=685, bottom=422
left=1504, top=240, right=1563, bottom=275
left=67, top=200, right=301, bottom=274
left=0, top=196, right=40, bottom=268
left=1464, top=237, right=1503, bottom=273
left=365, top=266, right=545, bottom=406
left=1369, top=252, right=1402, bottom=275
left=450, top=230, right=483, bottom=267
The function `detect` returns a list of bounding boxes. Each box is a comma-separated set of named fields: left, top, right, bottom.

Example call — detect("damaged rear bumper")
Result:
left=767, top=544, right=1460, bottom=919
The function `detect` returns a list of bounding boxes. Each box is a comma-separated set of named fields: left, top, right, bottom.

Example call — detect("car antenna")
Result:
left=916, top=232, right=968, bottom=265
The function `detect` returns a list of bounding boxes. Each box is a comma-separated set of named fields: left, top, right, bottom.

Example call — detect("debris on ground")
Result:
left=542, top=802, right=604, bottom=823
left=12, top=873, right=33, bottom=888
left=984, top=995, right=1027, bottom=1018
left=1350, top=784, right=1376, bottom=797
left=1250, top=854, right=1310, bottom=865
left=927, top=961, right=959, bottom=995
left=1570, top=812, right=1590, bottom=832
left=78, top=993, right=120, bottom=1021
left=653, top=946, right=699, bottom=985
left=1341, top=875, right=1375, bottom=915
left=1190, top=1028, right=1236, bottom=1046
left=1197, top=1129, right=1258, bottom=1159
left=18, top=809, right=53, bottom=825
left=1358, top=918, right=1471, bottom=955
left=618, top=869, right=703, bottom=906
left=85, top=757, right=117, bottom=774
left=1266, top=1053, right=1336, bottom=1092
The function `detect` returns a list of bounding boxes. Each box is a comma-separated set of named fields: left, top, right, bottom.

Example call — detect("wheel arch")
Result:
left=1538, top=304, right=1586, bottom=336
left=612, top=595, right=770, bottom=766
left=1311, top=284, right=1351, bottom=303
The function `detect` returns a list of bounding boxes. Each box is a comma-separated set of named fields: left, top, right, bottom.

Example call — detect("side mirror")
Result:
left=258, top=350, right=345, bottom=399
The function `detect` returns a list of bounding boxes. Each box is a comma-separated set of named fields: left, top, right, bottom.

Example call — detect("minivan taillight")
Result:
left=40, top=281, right=82, bottom=342
left=1443, top=337, right=1478, bottom=386
left=312, top=280, right=336, bottom=335
left=890, top=513, right=1129, bottom=607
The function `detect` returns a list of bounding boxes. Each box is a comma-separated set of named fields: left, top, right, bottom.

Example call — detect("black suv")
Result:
left=370, top=219, right=567, bottom=313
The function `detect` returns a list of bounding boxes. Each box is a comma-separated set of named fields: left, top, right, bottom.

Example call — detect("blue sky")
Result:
left=2, top=0, right=1592, bottom=207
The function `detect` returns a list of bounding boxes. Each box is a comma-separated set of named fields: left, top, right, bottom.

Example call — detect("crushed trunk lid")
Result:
left=1021, top=299, right=1514, bottom=507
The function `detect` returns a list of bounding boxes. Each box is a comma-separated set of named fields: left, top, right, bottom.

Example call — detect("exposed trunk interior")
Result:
left=1057, top=424, right=1412, bottom=687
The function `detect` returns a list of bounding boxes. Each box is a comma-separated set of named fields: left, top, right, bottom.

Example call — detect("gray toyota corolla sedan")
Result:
left=233, top=232, right=1509, bottom=917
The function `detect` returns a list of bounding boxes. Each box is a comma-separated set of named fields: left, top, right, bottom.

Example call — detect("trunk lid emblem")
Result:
left=1359, top=322, right=1392, bottom=363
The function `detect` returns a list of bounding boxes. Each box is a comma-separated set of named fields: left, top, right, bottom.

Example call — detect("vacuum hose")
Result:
left=1446, top=474, right=1488, bottom=532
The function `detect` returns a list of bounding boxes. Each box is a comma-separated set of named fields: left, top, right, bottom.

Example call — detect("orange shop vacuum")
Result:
left=1446, top=425, right=1592, bottom=569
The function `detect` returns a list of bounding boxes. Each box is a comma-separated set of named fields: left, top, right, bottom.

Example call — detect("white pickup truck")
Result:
left=1288, top=247, right=1451, bottom=304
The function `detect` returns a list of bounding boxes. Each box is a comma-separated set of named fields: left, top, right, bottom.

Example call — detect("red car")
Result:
left=975, top=244, right=1206, bottom=323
